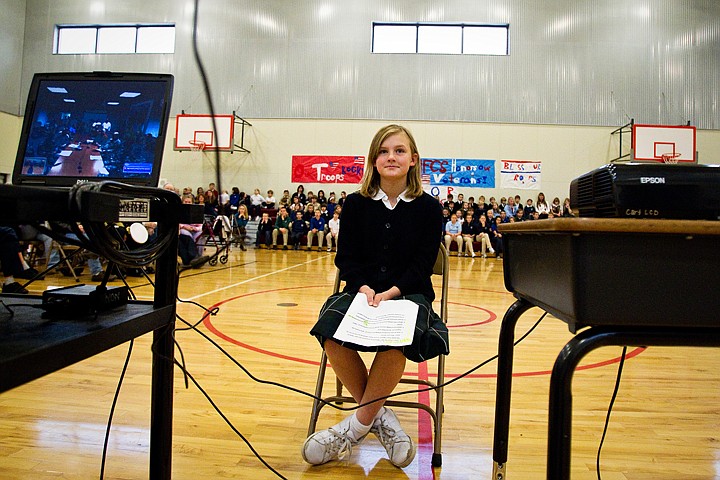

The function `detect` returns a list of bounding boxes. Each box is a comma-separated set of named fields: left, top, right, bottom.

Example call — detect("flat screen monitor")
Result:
left=12, top=71, right=174, bottom=188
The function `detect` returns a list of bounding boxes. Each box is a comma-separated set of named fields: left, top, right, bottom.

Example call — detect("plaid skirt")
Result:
left=310, top=292, right=449, bottom=363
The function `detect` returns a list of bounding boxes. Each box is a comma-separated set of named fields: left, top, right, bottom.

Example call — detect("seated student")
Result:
left=523, top=199, right=536, bottom=220
left=441, top=207, right=451, bottom=227
left=303, top=203, right=316, bottom=223
left=490, top=216, right=504, bottom=258
left=326, top=192, right=337, bottom=216
left=290, top=211, right=308, bottom=250
left=46, top=224, right=116, bottom=282
left=178, top=195, right=210, bottom=269
left=263, top=189, right=276, bottom=209
left=1, top=226, right=30, bottom=293
left=255, top=212, right=274, bottom=247
left=514, top=207, right=525, bottom=223
left=319, top=204, right=330, bottom=221
left=303, top=124, right=448, bottom=469
left=291, top=184, right=307, bottom=206
left=279, top=189, right=291, bottom=208
left=307, top=209, right=326, bottom=250
left=444, top=213, right=463, bottom=253
left=477, top=214, right=495, bottom=257
left=233, top=204, right=250, bottom=250
left=551, top=197, right=563, bottom=217
left=272, top=206, right=291, bottom=249
left=17, top=224, right=52, bottom=268
left=325, top=211, right=340, bottom=252
left=249, top=188, right=265, bottom=220
left=460, top=212, right=479, bottom=257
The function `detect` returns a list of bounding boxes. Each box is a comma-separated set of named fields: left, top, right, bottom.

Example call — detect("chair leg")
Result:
left=432, top=355, right=446, bottom=467
left=307, top=351, right=329, bottom=437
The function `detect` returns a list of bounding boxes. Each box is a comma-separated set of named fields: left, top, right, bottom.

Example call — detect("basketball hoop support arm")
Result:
left=610, top=118, right=634, bottom=163
left=233, top=111, right=252, bottom=154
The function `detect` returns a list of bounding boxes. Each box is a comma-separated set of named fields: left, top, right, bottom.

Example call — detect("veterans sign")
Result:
left=421, top=158, right=495, bottom=188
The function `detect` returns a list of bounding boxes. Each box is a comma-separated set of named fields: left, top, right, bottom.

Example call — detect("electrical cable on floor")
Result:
left=596, top=345, right=628, bottom=480
left=172, top=359, right=289, bottom=480
left=99, top=339, right=134, bottom=480
left=156, top=304, right=546, bottom=479
left=176, top=309, right=547, bottom=411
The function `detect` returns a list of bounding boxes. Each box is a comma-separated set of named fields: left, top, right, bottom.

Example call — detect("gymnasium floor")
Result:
left=1, top=244, right=719, bottom=479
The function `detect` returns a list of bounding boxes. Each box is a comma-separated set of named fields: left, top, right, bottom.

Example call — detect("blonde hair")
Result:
left=359, top=124, right=424, bottom=199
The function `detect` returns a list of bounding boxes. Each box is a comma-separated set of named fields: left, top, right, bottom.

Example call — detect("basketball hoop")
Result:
left=188, top=140, right=207, bottom=153
left=660, top=153, right=682, bottom=164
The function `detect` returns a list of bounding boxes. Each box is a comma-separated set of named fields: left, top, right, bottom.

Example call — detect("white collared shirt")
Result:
left=372, top=188, right=413, bottom=210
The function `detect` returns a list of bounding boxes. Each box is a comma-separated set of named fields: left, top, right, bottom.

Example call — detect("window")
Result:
left=372, top=23, right=509, bottom=56
left=55, top=24, right=175, bottom=54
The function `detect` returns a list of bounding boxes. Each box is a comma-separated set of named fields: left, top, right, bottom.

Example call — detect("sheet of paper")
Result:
left=333, top=293, right=418, bottom=347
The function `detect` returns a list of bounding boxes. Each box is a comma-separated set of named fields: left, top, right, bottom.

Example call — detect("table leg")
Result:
left=492, top=298, right=534, bottom=480
left=546, top=326, right=720, bottom=480
left=149, top=323, right=175, bottom=479
left=149, top=232, right=178, bottom=480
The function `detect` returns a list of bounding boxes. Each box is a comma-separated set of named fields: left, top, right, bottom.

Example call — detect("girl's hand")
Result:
left=359, top=285, right=376, bottom=305
left=369, top=286, right=401, bottom=306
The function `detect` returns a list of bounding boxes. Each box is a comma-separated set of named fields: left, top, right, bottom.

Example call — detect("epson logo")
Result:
left=640, top=177, right=665, bottom=184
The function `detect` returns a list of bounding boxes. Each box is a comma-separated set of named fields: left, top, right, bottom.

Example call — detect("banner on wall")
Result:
left=499, top=160, right=542, bottom=190
left=420, top=158, right=495, bottom=188
left=292, top=155, right=365, bottom=184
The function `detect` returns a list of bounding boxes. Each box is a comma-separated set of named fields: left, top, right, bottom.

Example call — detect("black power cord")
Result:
left=596, top=345, right=628, bottom=480
left=99, top=339, right=134, bottom=480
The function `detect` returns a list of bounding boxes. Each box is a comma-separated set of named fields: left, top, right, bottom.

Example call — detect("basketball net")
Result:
left=188, top=140, right=207, bottom=162
left=188, top=140, right=207, bottom=153
left=660, top=152, right=681, bottom=164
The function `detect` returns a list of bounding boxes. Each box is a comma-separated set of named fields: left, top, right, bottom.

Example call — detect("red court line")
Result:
left=201, top=286, right=645, bottom=377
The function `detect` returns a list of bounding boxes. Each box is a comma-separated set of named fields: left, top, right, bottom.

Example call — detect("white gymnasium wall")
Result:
left=3, top=112, right=720, bottom=198
left=0, top=112, right=22, bottom=181
left=158, top=118, right=720, bottom=204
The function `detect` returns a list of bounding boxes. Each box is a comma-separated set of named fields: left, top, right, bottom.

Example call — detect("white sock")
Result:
left=21, top=259, right=30, bottom=270
left=347, top=413, right=372, bottom=442
left=373, top=406, right=386, bottom=422
left=4, top=277, right=14, bottom=285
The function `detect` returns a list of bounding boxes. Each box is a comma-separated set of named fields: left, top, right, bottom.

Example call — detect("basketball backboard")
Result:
left=632, top=124, right=696, bottom=163
left=174, top=114, right=235, bottom=151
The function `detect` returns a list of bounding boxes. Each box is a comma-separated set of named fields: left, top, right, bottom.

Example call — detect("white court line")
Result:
left=184, top=254, right=331, bottom=302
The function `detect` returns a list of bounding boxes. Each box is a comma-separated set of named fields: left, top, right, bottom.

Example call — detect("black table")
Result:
left=491, top=218, right=720, bottom=480
left=0, top=183, right=184, bottom=480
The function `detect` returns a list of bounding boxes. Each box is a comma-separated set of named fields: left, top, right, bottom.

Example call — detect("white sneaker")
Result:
left=302, top=416, right=365, bottom=465
left=371, top=407, right=416, bottom=468
left=489, top=248, right=495, bottom=254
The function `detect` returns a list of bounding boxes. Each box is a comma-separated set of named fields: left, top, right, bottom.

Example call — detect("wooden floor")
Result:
left=2, top=245, right=719, bottom=480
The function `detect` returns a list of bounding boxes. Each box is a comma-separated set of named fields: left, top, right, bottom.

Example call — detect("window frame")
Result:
left=54, top=24, right=176, bottom=55
left=372, top=22, right=510, bottom=56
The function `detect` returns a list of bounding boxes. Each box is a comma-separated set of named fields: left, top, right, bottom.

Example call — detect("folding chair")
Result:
left=48, top=241, right=84, bottom=282
left=307, top=244, right=449, bottom=467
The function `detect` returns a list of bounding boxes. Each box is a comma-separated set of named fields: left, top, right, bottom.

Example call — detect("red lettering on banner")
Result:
left=291, top=156, right=364, bottom=184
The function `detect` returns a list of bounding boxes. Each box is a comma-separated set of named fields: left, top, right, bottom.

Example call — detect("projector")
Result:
left=570, top=163, right=720, bottom=220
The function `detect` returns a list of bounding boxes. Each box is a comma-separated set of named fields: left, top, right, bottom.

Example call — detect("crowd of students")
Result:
left=168, top=182, right=575, bottom=257
left=441, top=192, right=575, bottom=258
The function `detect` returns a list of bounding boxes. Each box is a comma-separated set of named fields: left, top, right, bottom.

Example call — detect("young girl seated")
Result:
left=303, top=124, right=449, bottom=468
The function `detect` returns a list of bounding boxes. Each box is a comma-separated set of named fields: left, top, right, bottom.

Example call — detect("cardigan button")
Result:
left=385, top=222, right=391, bottom=228
left=380, top=266, right=387, bottom=273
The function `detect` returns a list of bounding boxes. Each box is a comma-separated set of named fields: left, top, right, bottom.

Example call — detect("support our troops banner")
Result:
left=499, top=160, right=542, bottom=190
left=292, top=155, right=365, bottom=183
